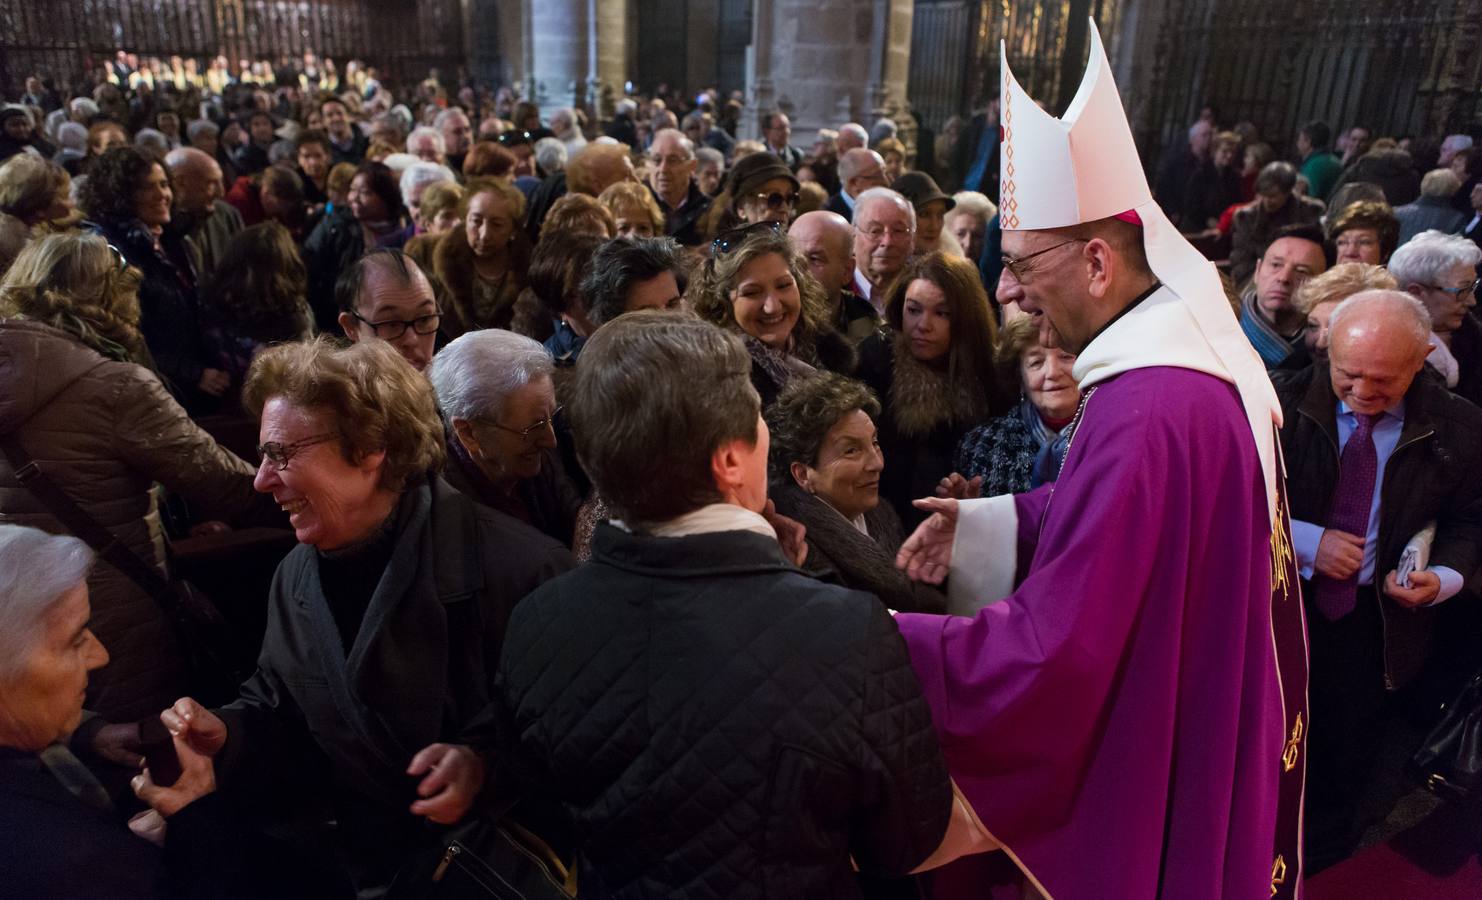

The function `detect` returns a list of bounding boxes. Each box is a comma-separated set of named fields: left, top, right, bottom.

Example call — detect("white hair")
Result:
left=838, top=148, right=884, bottom=182
left=0, top=525, right=93, bottom=680
left=853, top=187, right=916, bottom=229
left=949, top=190, right=997, bottom=222
left=381, top=152, right=418, bottom=177
left=56, top=122, right=88, bottom=152
left=68, top=97, right=98, bottom=120
left=615, top=98, right=637, bottom=116
left=399, top=161, right=458, bottom=208
left=1441, top=134, right=1475, bottom=155
left=186, top=119, right=218, bottom=142
left=694, top=147, right=724, bottom=169
left=1329, top=289, right=1432, bottom=349
left=428, top=329, right=555, bottom=423
left=649, top=128, right=694, bottom=159
left=1388, top=230, right=1482, bottom=289
left=869, top=118, right=898, bottom=144
left=407, top=126, right=445, bottom=157
left=839, top=123, right=869, bottom=145
left=433, top=108, right=469, bottom=130
left=534, top=137, right=567, bottom=175
left=133, top=128, right=169, bottom=159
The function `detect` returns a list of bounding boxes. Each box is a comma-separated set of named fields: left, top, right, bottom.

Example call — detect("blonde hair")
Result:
left=540, top=193, right=616, bottom=240
left=0, top=232, right=143, bottom=358
left=598, top=181, right=664, bottom=234
left=0, top=155, right=68, bottom=223
left=692, top=226, right=832, bottom=357
left=460, top=176, right=527, bottom=221
left=566, top=142, right=632, bottom=196
left=417, top=179, right=464, bottom=226
left=1292, top=262, right=1398, bottom=316
left=243, top=337, right=446, bottom=492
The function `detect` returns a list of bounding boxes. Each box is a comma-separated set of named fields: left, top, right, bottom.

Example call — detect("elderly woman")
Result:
left=538, top=191, right=616, bottom=241
left=946, top=191, right=996, bottom=266
left=0, top=524, right=258, bottom=899
left=700, top=151, right=800, bottom=240
left=431, top=177, right=532, bottom=338
left=1288, top=262, right=1398, bottom=372
left=856, top=251, right=1003, bottom=527
left=1388, top=230, right=1482, bottom=405
left=953, top=316, right=1081, bottom=496
left=428, top=330, right=581, bottom=546
left=692, top=224, right=854, bottom=406
left=79, top=146, right=230, bottom=413
left=766, top=372, right=947, bottom=613
left=598, top=179, right=664, bottom=239
left=497, top=311, right=953, bottom=895
left=1327, top=199, right=1400, bottom=265
left=0, top=153, right=73, bottom=230
left=164, top=338, right=574, bottom=896
left=0, top=233, right=271, bottom=722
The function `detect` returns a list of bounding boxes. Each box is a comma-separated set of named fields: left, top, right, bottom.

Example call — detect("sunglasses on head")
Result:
left=497, top=130, right=534, bottom=147
left=710, top=220, right=783, bottom=256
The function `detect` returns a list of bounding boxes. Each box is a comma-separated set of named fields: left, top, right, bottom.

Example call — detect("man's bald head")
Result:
left=1327, top=290, right=1432, bottom=415
left=335, top=250, right=439, bottom=371
left=837, top=123, right=868, bottom=154
left=164, top=146, right=224, bottom=215
left=790, top=210, right=855, bottom=296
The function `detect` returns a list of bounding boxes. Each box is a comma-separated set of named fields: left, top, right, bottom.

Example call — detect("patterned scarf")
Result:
left=1238, top=289, right=1300, bottom=367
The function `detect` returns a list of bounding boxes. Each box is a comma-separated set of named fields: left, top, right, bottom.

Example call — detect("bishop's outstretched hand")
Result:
left=897, top=497, right=959, bottom=585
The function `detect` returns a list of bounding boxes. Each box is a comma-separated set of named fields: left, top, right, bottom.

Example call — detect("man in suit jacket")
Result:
left=763, top=112, right=804, bottom=170
left=826, top=148, right=888, bottom=220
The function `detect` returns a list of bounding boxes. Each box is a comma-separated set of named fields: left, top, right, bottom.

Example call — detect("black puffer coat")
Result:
left=497, top=524, right=952, bottom=899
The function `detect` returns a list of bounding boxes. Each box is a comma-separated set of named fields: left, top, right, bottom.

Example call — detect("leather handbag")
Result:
left=1410, top=667, right=1482, bottom=801
left=1, top=432, right=247, bottom=702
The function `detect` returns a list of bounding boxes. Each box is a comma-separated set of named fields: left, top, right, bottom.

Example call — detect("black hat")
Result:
left=725, top=152, right=800, bottom=200
left=892, top=170, right=956, bottom=212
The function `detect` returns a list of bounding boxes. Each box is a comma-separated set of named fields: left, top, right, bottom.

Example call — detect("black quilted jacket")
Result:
left=497, top=523, right=952, bottom=899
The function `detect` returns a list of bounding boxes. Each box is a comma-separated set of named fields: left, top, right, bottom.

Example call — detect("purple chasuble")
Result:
left=896, top=366, right=1309, bottom=899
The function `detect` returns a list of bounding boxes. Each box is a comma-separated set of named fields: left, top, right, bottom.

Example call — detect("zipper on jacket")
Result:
left=432, top=843, right=461, bottom=882
left=1375, top=427, right=1434, bottom=691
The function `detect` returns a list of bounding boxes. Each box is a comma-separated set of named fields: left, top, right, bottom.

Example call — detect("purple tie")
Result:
left=1313, top=412, right=1378, bottom=620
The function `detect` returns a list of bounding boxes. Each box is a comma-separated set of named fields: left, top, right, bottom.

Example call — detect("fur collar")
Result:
left=888, top=332, right=991, bottom=437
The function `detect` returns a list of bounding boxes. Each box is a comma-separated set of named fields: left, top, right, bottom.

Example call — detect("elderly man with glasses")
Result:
left=1390, top=229, right=1482, bottom=406
left=645, top=128, right=711, bottom=247
left=851, top=187, right=915, bottom=315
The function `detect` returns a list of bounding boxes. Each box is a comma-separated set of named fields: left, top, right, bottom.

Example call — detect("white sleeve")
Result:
left=947, top=494, right=1020, bottom=617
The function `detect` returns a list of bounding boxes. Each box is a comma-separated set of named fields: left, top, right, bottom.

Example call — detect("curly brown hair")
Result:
left=77, top=146, right=162, bottom=225
left=540, top=192, right=615, bottom=240
left=0, top=232, right=144, bottom=359
left=691, top=226, right=832, bottom=359
left=764, top=371, right=880, bottom=491
left=243, top=337, right=446, bottom=492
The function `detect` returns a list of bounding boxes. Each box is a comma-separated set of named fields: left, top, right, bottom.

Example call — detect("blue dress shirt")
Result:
left=1291, top=399, right=1462, bottom=603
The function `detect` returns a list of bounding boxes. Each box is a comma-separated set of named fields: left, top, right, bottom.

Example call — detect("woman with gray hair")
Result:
left=428, top=329, right=581, bottom=545
left=1389, top=229, right=1482, bottom=405
left=0, top=523, right=251, bottom=899
left=496, top=311, right=955, bottom=896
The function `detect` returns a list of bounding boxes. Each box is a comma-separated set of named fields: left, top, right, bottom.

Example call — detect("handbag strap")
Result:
left=0, top=432, right=177, bottom=609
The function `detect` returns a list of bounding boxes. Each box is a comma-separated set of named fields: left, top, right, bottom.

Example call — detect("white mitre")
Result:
left=999, top=21, right=1284, bottom=526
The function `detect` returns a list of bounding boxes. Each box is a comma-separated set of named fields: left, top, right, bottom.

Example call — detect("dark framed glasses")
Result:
left=710, top=220, right=783, bottom=256
left=1001, top=238, right=1088, bottom=283
left=351, top=310, right=442, bottom=340
left=751, top=190, right=797, bottom=211
left=257, top=433, right=336, bottom=471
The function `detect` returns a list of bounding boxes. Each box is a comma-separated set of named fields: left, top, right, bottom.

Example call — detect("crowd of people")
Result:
left=1, top=42, right=1481, bottom=899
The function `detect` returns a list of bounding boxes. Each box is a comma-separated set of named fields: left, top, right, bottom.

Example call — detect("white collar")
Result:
left=615, top=502, right=778, bottom=541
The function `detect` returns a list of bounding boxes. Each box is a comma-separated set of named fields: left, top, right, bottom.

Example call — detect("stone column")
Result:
left=743, top=0, right=912, bottom=146
left=527, top=0, right=630, bottom=119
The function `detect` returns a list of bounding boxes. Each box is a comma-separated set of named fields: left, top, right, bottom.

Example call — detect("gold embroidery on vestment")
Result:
left=1270, top=855, right=1287, bottom=896
left=1282, top=713, right=1303, bottom=773
left=1270, top=495, right=1294, bottom=602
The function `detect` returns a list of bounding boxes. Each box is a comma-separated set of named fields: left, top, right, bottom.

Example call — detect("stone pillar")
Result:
left=528, top=0, right=630, bottom=119
left=742, top=0, right=912, bottom=145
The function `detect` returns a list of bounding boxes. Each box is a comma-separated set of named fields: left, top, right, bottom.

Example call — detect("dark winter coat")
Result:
left=214, top=475, right=574, bottom=894
left=497, top=523, right=953, bottom=899
left=1276, top=365, right=1482, bottom=689
left=303, top=207, right=365, bottom=333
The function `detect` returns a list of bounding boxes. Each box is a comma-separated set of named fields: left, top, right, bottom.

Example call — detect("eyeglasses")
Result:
left=749, top=190, right=797, bottom=212
left=1334, top=234, right=1378, bottom=249
left=711, top=220, right=783, bottom=255
left=257, top=433, right=336, bottom=471
left=1426, top=280, right=1480, bottom=298
left=106, top=243, right=128, bottom=273
left=1001, top=238, right=1088, bottom=282
left=860, top=223, right=914, bottom=241
left=484, top=406, right=563, bottom=439
left=496, top=130, right=534, bottom=147
left=649, top=153, right=693, bottom=169
left=352, top=310, right=442, bottom=340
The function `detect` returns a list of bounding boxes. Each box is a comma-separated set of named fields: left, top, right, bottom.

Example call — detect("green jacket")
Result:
left=1301, top=151, right=1343, bottom=201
